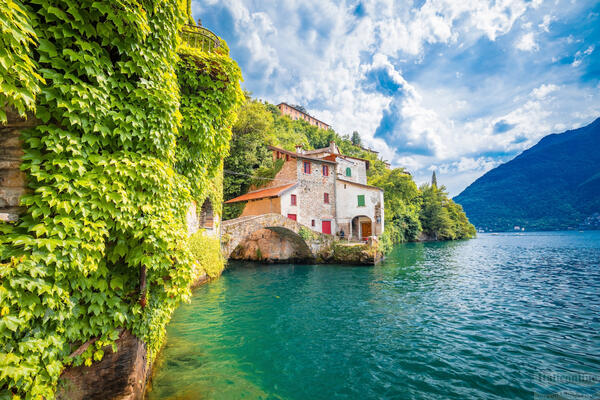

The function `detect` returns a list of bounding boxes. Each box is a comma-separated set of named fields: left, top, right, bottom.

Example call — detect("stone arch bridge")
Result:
left=221, top=213, right=334, bottom=262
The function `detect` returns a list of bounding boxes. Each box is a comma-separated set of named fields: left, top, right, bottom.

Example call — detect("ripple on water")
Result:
left=147, top=232, right=600, bottom=400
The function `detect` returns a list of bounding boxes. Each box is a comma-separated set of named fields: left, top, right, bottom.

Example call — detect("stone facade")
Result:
left=264, top=155, right=297, bottom=189
left=290, top=157, right=336, bottom=233
left=1, top=108, right=34, bottom=222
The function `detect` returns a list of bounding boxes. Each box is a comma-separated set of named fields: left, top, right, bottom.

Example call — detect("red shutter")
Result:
left=322, top=220, right=331, bottom=234
left=291, top=194, right=296, bottom=206
left=287, top=214, right=297, bottom=221
left=304, top=162, right=311, bottom=174
left=323, top=165, right=329, bottom=176
left=324, top=193, right=329, bottom=204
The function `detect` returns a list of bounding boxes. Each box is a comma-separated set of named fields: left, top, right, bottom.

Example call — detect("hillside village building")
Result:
left=277, top=103, right=331, bottom=130
left=225, top=142, right=384, bottom=241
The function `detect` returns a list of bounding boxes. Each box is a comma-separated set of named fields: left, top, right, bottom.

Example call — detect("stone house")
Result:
left=226, top=142, right=384, bottom=241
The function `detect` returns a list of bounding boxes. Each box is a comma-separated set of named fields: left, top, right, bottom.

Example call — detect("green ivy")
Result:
left=0, top=0, right=43, bottom=122
left=188, top=230, right=224, bottom=279
left=0, top=1, right=242, bottom=398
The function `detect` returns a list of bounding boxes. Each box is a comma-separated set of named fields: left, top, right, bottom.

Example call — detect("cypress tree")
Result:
left=431, top=170, right=438, bottom=187
left=351, top=131, right=362, bottom=146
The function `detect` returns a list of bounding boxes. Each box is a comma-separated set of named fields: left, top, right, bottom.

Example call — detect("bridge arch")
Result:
left=221, top=213, right=334, bottom=262
left=229, top=227, right=314, bottom=262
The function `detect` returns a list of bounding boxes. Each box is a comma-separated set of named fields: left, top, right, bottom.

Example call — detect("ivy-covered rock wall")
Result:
left=0, top=1, right=243, bottom=398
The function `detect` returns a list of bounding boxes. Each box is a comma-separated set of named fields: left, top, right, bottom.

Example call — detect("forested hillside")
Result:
left=454, top=117, right=600, bottom=231
left=224, top=97, right=476, bottom=248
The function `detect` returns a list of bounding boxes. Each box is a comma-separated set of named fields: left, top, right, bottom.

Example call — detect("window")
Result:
left=324, top=193, right=330, bottom=204
left=286, top=154, right=290, bottom=161
left=303, top=161, right=311, bottom=174
left=357, top=195, right=365, bottom=207
left=291, top=194, right=297, bottom=206
left=345, top=167, right=352, bottom=177
left=322, top=165, right=329, bottom=176
left=311, top=219, right=315, bottom=226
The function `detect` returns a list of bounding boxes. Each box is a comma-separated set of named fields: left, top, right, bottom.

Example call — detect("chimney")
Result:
left=295, top=145, right=303, bottom=154
left=329, top=141, right=337, bottom=154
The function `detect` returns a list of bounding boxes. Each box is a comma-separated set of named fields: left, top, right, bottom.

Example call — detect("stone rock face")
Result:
left=317, top=241, right=381, bottom=265
left=57, top=330, right=148, bottom=400
left=230, top=228, right=314, bottom=262
left=0, top=107, right=36, bottom=222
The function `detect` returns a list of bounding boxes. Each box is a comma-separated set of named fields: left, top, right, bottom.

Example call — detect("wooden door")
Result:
left=287, top=214, right=297, bottom=221
left=322, top=220, right=332, bottom=235
left=361, top=222, right=372, bottom=240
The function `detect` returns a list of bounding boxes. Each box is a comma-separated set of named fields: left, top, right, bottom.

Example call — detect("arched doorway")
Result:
left=351, top=215, right=372, bottom=241
left=199, top=199, right=214, bottom=230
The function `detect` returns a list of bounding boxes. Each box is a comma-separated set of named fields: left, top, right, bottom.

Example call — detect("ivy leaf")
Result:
left=110, top=276, right=124, bottom=291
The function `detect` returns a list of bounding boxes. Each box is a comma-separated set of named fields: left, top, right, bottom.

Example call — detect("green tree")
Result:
left=223, top=99, right=275, bottom=219
left=419, top=184, right=452, bottom=240
left=370, top=168, right=422, bottom=243
left=431, top=170, right=437, bottom=187
left=351, top=131, right=362, bottom=146
left=419, top=183, right=476, bottom=240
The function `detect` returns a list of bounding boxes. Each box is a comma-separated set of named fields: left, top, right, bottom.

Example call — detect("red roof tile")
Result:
left=224, top=183, right=296, bottom=204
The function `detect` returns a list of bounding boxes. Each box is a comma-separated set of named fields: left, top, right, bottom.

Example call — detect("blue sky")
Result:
left=191, top=0, right=600, bottom=195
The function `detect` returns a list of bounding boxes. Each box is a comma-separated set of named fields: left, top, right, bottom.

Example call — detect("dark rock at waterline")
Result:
left=57, top=330, right=148, bottom=400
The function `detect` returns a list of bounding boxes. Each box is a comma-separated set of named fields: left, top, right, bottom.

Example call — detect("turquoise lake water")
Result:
left=147, top=232, right=600, bottom=399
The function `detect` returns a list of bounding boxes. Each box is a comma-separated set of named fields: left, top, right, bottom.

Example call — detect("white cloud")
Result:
left=193, top=0, right=600, bottom=195
left=572, top=45, right=594, bottom=67
left=516, top=32, right=538, bottom=51
left=539, top=14, right=555, bottom=32
left=531, top=84, right=560, bottom=99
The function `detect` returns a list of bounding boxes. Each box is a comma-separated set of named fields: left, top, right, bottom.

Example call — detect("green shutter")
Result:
left=346, top=167, right=351, bottom=176
left=357, top=195, right=365, bottom=207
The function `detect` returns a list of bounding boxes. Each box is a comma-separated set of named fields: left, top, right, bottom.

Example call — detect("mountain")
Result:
left=454, top=117, right=600, bottom=231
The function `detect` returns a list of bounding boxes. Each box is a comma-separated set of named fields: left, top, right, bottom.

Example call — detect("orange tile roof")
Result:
left=224, top=183, right=296, bottom=204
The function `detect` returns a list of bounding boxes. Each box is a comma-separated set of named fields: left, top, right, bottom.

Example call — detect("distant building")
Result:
left=359, top=145, right=379, bottom=155
left=225, top=142, right=384, bottom=241
left=277, top=102, right=331, bottom=130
